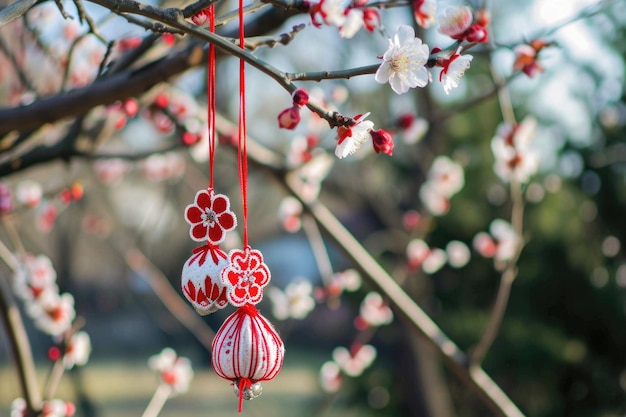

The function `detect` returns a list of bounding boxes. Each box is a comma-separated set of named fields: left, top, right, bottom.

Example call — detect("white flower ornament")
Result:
left=375, top=25, right=430, bottom=94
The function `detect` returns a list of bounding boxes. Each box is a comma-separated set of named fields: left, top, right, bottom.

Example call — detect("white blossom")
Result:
left=148, top=348, right=194, bottom=396
left=335, top=113, right=374, bottom=159
left=375, top=25, right=430, bottom=94
left=441, top=52, right=473, bottom=95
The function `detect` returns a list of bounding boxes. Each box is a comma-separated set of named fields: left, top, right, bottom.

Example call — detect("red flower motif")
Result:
left=221, top=246, right=270, bottom=306
left=184, top=188, right=237, bottom=245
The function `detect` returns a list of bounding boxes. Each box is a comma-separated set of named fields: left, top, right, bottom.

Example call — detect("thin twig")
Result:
left=469, top=67, right=525, bottom=367
left=141, top=384, right=172, bottom=417
left=301, top=214, right=334, bottom=286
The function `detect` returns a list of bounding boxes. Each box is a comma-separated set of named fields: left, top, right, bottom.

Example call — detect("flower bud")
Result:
left=291, top=88, right=309, bottom=107
left=370, top=129, right=394, bottom=156
left=277, top=106, right=301, bottom=130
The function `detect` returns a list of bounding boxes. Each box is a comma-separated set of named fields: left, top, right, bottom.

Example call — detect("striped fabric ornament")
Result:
left=211, top=304, right=285, bottom=412
left=181, top=244, right=229, bottom=315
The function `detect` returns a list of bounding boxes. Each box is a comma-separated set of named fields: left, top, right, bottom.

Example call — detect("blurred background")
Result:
left=1, top=0, right=626, bottom=416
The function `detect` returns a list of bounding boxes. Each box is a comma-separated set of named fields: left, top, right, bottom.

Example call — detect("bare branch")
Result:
left=0, top=44, right=204, bottom=137
left=0, top=0, right=37, bottom=28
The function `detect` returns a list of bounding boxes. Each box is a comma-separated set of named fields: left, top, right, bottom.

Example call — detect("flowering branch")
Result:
left=470, top=67, right=526, bottom=367
left=211, top=111, right=526, bottom=416
left=0, top=233, right=41, bottom=414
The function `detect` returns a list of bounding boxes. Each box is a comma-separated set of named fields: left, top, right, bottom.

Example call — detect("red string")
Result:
left=208, top=5, right=216, bottom=189
left=237, top=0, right=248, bottom=247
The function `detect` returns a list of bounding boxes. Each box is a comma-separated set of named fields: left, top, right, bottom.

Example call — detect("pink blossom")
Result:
left=148, top=348, right=194, bottom=396
left=62, top=331, right=91, bottom=369
left=438, top=5, right=488, bottom=43
left=446, top=240, right=471, bottom=268
left=437, top=5, right=473, bottom=38
left=397, top=113, right=429, bottom=144
left=141, top=153, right=185, bottom=181
left=357, top=292, right=393, bottom=328
left=362, top=8, right=381, bottom=32
left=11, top=398, right=75, bottom=417
left=309, top=0, right=347, bottom=28
left=473, top=219, right=520, bottom=262
left=277, top=106, right=301, bottom=130
left=513, top=40, right=550, bottom=77
left=419, top=156, right=464, bottom=216
left=16, top=180, right=42, bottom=207
left=94, top=159, right=131, bottom=185
left=320, top=361, right=343, bottom=393
left=413, top=0, right=436, bottom=28
left=28, top=292, right=76, bottom=336
left=332, top=344, right=377, bottom=377
left=422, top=247, right=447, bottom=274
left=0, top=183, right=14, bottom=214
left=267, top=279, right=315, bottom=320
left=491, top=116, right=539, bottom=183
left=37, top=202, right=58, bottom=233
left=278, top=196, right=303, bottom=233
left=13, top=253, right=58, bottom=301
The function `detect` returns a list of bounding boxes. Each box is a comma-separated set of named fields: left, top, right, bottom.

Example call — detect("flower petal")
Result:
left=212, top=195, right=228, bottom=214
left=185, top=205, right=203, bottom=223
left=196, top=190, right=212, bottom=209
left=191, top=223, right=207, bottom=241
left=208, top=223, right=224, bottom=244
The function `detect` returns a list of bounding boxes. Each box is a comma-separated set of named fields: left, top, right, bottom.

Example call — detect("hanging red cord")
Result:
left=237, top=0, right=248, bottom=248
left=208, top=4, right=216, bottom=189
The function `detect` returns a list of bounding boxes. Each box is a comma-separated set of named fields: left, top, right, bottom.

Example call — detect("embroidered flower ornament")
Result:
left=181, top=245, right=229, bottom=315
left=185, top=188, right=237, bottom=244
left=375, top=25, right=430, bottom=95
left=222, top=246, right=271, bottom=306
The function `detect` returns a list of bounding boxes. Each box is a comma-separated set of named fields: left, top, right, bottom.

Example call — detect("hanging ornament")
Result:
left=181, top=245, right=229, bottom=315
left=221, top=246, right=270, bottom=307
left=211, top=304, right=285, bottom=412
left=184, top=188, right=237, bottom=245
left=208, top=0, right=285, bottom=409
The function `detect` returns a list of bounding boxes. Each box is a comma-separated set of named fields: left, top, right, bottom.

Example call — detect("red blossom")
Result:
left=370, top=129, right=394, bottom=155
left=184, top=189, right=237, bottom=245
left=362, top=8, right=380, bottom=32
left=277, top=106, right=301, bottom=130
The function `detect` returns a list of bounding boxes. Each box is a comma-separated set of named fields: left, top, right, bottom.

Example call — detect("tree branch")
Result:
left=0, top=231, right=42, bottom=414
left=0, top=44, right=204, bottom=136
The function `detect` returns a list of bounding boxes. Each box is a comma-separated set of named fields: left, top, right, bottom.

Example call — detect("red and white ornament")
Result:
left=212, top=304, right=285, bottom=412
left=181, top=245, right=229, bottom=315
left=184, top=188, right=237, bottom=245
left=221, top=246, right=271, bottom=307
